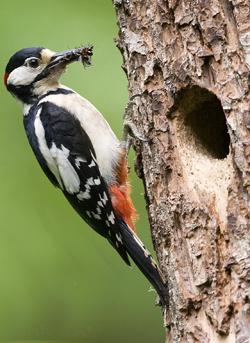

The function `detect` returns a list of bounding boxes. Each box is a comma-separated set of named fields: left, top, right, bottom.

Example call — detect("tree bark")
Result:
left=113, top=0, right=250, bottom=342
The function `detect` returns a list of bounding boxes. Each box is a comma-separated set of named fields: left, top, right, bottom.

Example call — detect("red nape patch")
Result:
left=3, top=72, right=9, bottom=87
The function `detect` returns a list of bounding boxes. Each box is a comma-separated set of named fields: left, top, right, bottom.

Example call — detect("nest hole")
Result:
left=176, top=86, right=230, bottom=159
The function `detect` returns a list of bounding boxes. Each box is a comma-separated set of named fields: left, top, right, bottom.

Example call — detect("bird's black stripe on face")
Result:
left=5, top=47, right=44, bottom=74
left=38, top=88, right=74, bottom=101
left=5, top=47, right=45, bottom=104
left=7, top=83, right=35, bottom=104
left=8, top=81, right=73, bottom=106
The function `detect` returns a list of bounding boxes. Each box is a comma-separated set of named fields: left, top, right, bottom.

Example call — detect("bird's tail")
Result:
left=118, top=219, right=168, bottom=308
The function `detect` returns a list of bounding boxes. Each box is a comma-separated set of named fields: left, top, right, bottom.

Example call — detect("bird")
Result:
left=4, top=46, right=168, bottom=307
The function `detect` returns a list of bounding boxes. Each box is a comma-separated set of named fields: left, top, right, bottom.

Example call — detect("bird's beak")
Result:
left=35, top=45, right=93, bottom=83
left=48, top=45, right=93, bottom=70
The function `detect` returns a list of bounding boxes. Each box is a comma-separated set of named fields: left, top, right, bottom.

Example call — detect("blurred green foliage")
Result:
left=0, top=0, right=164, bottom=341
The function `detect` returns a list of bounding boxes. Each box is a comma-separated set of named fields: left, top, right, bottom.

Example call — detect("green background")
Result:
left=0, top=0, right=164, bottom=341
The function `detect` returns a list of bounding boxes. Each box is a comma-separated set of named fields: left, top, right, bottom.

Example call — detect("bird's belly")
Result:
left=82, top=124, right=120, bottom=184
left=70, top=94, right=121, bottom=184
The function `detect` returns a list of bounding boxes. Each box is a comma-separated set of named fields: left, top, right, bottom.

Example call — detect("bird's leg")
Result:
left=121, top=96, right=149, bottom=187
left=123, top=119, right=149, bottom=159
left=122, top=95, right=149, bottom=159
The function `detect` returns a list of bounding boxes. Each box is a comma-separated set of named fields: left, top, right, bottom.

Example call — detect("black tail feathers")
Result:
left=118, top=220, right=168, bottom=308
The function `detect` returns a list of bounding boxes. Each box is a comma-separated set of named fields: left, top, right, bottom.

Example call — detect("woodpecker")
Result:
left=4, top=46, right=168, bottom=307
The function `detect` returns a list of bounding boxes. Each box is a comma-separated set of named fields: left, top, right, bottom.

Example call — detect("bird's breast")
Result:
left=38, top=90, right=121, bottom=185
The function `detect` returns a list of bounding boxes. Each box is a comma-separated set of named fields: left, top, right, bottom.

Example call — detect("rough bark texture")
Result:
left=113, top=0, right=250, bottom=342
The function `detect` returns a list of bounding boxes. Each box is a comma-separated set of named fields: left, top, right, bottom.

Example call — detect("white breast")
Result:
left=39, top=90, right=121, bottom=184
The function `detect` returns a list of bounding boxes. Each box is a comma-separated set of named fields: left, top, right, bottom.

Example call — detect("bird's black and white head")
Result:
left=4, top=46, right=93, bottom=105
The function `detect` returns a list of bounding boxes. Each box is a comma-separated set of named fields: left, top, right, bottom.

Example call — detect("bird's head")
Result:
left=4, top=46, right=93, bottom=104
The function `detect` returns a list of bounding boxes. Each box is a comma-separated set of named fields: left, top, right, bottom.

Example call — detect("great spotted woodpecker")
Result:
left=4, top=46, right=168, bottom=307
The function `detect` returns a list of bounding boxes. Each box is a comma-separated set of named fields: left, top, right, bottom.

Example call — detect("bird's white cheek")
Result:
left=7, top=66, right=41, bottom=86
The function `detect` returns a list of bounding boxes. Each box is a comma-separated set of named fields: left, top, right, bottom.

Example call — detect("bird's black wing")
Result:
left=38, top=101, right=130, bottom=265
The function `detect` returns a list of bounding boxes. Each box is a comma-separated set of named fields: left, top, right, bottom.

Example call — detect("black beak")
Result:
left=34, top=45, right=93, bottom=83
left=48, top=45, right=93, bottom=69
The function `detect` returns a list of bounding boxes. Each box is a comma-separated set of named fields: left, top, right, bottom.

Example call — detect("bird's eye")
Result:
left=26, top=58, right=40, bottom=68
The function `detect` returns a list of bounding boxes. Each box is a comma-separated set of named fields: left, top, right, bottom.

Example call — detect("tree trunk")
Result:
left=113, top=0, right=250, bottom=342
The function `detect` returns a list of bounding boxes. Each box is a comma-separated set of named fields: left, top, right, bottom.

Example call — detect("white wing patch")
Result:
left=77, top=177, right=95, bottom=200
left=86, top=177, right=94, bottom=186
left=35, top=110, right=83, bottom=194
left=94, top=177, right=101, bottom=185
left=97, top=200, right=104, bottom=208
left=50, top=143, right=80, bottom=194
left=86, top=211, right=91, bottom=218
left=91, top=212, right=101, bottom=220
left=96, top=206, right=101, bottom=214
left=75, top=156, right=87, bottom=169
left=116, top=233, right=123, bottom=243
left=34, top=111, right=63, bottom=188
left=77, top=189, right=91, bottom=200
left=108, top=211, right=115, bottom=224
left=99, top=192, right=108, bottom=205
left=39, top=92, right=121, bottom=184
left=88, top=160, right=96, bottom=168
